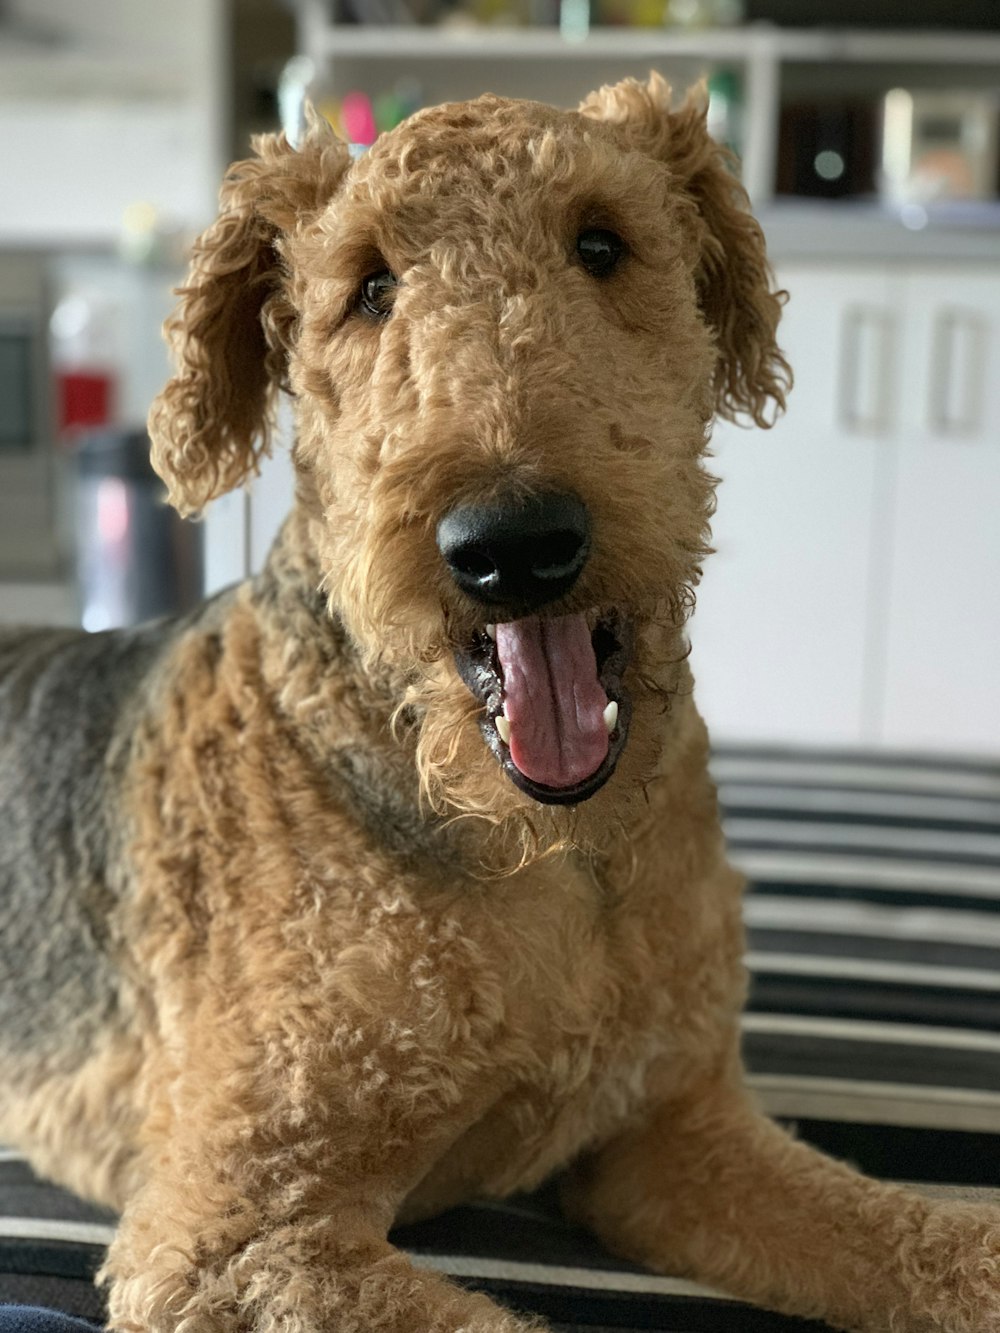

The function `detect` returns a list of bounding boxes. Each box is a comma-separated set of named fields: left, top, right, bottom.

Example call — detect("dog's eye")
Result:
left=359, top=269, right=398, bottom=320
left=576, top=228, right=625, bottom=278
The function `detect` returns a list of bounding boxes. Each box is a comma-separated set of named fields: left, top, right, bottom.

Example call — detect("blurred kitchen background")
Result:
left=1, top=0, right=997, bottom=755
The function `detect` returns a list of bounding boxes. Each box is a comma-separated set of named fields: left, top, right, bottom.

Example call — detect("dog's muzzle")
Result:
left=438, top=492, right=632, bottom=805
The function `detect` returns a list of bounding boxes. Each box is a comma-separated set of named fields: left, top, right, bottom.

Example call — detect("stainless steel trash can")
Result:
left=75, top=428, right=202, bottom=631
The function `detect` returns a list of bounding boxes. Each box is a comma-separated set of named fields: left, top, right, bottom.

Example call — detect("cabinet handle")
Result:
left=928, top=308, right=987, bottom=438
left=840, top=305, right=894, bottom=436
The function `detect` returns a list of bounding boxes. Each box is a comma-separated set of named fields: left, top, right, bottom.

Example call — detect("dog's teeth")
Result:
left=495, top=714, right=511, bottom=745
left=485, top=624, right=497, bottom=641
left=603, top=701, right=619, bottom=734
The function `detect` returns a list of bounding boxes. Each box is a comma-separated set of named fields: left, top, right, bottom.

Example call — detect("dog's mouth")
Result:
left=453, top=610, right=633, bottom=806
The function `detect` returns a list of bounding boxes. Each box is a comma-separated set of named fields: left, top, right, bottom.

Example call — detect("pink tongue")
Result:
left=494, top=614, right=609, bottom=790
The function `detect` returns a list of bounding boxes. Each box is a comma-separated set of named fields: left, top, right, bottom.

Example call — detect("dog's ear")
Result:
left=149, top=115, right=351, bottom=516
left=580, top=74, right=790, bottom=427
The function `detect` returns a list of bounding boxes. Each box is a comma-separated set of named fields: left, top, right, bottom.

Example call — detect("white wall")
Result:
left=0, top=0, right=227, bottom=246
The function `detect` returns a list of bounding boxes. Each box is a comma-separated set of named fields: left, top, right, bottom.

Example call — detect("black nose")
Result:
left=436, top=491, right=591, bottom=612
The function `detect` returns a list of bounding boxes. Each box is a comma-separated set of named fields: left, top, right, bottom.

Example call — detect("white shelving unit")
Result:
left=292, top=5, right=1000, bottom=204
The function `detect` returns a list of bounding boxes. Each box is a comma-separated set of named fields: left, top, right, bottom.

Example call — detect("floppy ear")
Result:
left=580, top=74, right=791, bottom=428
left=148, top=115, right=351, bottom=516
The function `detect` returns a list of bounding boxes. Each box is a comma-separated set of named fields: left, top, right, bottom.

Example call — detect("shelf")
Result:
left=305, top=22, right=1000, bottom=66
left=770, top=27, right=1000, bottom=65
left=309, top=25, right=756, bottom=60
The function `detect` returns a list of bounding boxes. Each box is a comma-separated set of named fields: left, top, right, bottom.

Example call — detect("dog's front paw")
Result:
left=105, top=1228, right=544, bottom=1333
left=896, top=1202, right=1000, bottom=1333
left=339, top=1249, right=545, bottom=1333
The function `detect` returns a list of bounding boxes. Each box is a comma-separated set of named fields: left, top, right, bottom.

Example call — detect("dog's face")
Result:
left=149, top=77, right=788, bottom=839
left=289, top=94, right=723, bottom=811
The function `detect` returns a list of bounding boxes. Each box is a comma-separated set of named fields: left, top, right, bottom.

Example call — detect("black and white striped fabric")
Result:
left=2, top=747, right=998, bottom=1329
left=728, top=746, right=1000, bottom=1183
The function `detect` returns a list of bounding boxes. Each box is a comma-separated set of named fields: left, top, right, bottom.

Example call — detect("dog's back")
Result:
left=0, top=624, right=166, bottom=1069
left=0, top=591, right=255, bottom=1203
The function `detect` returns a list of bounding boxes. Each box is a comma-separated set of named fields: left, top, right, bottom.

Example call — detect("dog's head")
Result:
left=150, top=76, right=788, bottom=845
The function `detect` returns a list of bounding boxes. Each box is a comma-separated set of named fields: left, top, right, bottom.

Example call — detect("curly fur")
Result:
left=149, top=113, right=353, bottom=514
left=1, top=76, right=997, bottom=1333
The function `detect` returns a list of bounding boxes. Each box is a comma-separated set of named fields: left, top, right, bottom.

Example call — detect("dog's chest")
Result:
left=398, top=858, right=718, bottom=1214
left=447, top=1010, right=676, bottom=1204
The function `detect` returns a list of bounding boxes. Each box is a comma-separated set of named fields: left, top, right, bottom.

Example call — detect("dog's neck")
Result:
left=239, top=510, right=434, bottom=847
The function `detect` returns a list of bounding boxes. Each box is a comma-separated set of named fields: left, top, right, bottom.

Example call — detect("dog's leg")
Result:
left=99, top=1064, right=544, bottom=1333
left=564, top=1064, right=1000, bottom=1333
left=105, top=1194, right=540, bottom=1333
left=102, top=1150, right=545, bottom=1333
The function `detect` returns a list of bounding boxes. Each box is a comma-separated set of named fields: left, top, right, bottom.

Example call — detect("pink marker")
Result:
left=342, top=91, right=377, bottom=147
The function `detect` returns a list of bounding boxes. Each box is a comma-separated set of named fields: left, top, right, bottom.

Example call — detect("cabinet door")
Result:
left=881, top=268, right=1000, bottom=755
left=692, top=263, right=901, bottom=746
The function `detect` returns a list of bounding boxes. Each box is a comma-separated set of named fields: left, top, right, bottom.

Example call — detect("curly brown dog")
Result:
left=1, top=75, right=998, bottom=1333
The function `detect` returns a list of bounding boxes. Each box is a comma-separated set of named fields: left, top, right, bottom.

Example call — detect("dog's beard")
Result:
left=406, top=665, right=577, bottom=872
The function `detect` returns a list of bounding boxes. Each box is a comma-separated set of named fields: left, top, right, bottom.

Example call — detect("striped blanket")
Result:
left=3, top=747, right=998, bottom=1329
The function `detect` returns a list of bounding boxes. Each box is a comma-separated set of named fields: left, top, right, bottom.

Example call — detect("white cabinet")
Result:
left=881, top=270, right=1000, bottom=752
left=693, top=261, right=1000, bottom=756
left=692, top=264, right=897, bottom=747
